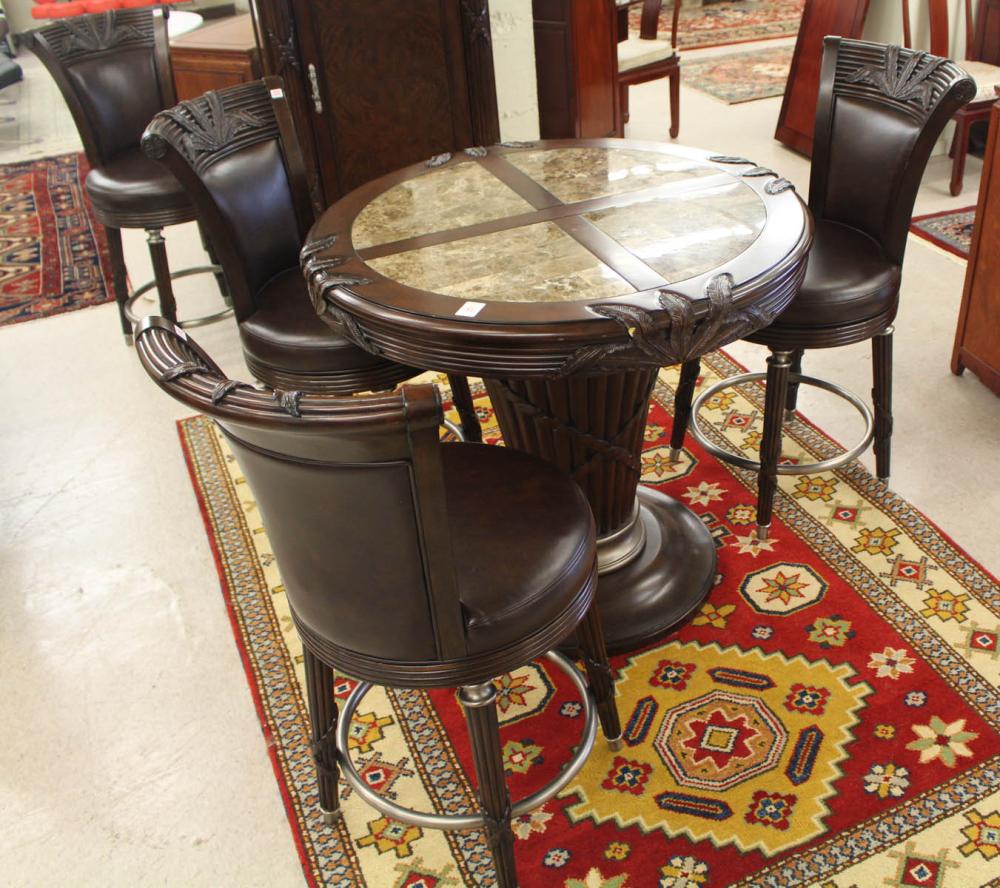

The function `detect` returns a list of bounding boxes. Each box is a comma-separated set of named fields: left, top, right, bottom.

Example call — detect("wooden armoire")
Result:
left=248, top=0, right=500, bottom=207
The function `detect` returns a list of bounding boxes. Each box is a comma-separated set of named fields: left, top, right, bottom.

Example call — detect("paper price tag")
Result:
left=455, top=301, right=486, bottom=318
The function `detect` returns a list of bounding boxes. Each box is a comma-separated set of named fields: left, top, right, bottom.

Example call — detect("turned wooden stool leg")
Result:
left=576, top=602, right=622, bottom=749
left=146, top=227, right=177, bottom=324
left=670, top=358, right=700, bottom=460
left=104, top=225, right=132, bottom=344
left=872, top=327, right=894, bottom=482
left=951, top=114, right=971, bottom=196
left=447, top=374, right=483, bottom=443
left=756, top=349, right=793, bottom=540
left=784, top=348, right=805, bottom=422
left=459, top=682, right=517, bottom=888
left=303, top=647, right=342, bottom=824
left=669, top=67, right=681, bottom=139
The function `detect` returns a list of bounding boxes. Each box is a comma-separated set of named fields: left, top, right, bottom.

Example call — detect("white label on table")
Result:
left=455, top=301, right=486, bottom=318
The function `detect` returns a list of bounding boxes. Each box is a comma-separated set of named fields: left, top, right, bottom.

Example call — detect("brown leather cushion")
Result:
left=240, top=267, right=389, bottom=374
left=85, top=147, right=192, bottom=223
left=773, top=220, right=901, bottom=328
left=442, top=442, right=596, bottom=654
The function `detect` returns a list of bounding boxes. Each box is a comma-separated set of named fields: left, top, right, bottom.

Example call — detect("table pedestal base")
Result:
left=590, top=485, right=717, bottom=654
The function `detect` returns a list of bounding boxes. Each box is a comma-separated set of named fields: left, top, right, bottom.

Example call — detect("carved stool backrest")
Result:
left=134, top=317, right=470, bottom=673
left=30, top=9, right=174, bottom=168
left=142, top=77, right=314, bottom=323
left=809, top=37, right=975, bottom=266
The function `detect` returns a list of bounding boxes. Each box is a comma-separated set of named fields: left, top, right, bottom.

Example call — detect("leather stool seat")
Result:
left=772, top=221, right=901, bottom=329
left=239, top=268, right=395, bottom=377
left=443, top=443, right=595, bottom=655
left=85, top=147, right=195, bottom=228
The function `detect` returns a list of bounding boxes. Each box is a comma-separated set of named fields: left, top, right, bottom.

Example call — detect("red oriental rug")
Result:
left=178, top=352, right=1000, bottom=888
left=911, top=207, right=977, bottom=260
left=0, top=152, right=114, bottom=328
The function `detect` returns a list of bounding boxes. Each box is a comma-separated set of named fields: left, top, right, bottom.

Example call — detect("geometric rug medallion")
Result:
left=684, top=46, right=793, bottom=104
left=0, top=152, right=114, bottom=328
left=178, top=350, right=1000, bottom=887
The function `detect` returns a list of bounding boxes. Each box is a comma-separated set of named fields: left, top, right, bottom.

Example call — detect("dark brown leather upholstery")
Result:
left=133, top=317, right=621, bottom=887
left=141, top=79, right=420, bottom=397
left=672, top=39, right=975, bottom=534
left=30, top=9, right=203, bottom=337
left=85, top=147, right=193, bottom=227
left=774, top=220, right=902, bottom=329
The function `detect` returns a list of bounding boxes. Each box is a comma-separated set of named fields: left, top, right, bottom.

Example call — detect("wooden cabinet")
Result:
left=170, top=14, right=261, bottom=101
left=774, top=0, right=870, bottom=156
left=533, top=0, right=618, bottom=139
left=249, top=0, right=499, bottom=206
left=952, top=101, right=1000, bottom=396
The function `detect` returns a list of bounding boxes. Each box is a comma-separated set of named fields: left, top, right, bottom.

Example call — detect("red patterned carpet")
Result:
left=911, top=207, right=977, bottom=260
left=0, top=152, right=114, bottom=328
left=179, top=353, right=1000, bottom=887
left=630, top=0, right=804, bottom=50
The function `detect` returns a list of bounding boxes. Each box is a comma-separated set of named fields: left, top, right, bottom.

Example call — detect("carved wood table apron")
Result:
left=303, top=139, right=812, bottom=654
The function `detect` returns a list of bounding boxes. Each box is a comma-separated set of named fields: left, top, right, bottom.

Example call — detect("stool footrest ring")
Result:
left=335, top=650, right=598, bottom=831
left=689, top=372, right=875, bottom=475
left=124, top=264, right=233, bottom=328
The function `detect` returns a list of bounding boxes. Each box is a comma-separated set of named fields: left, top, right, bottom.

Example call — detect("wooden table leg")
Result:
left=485, top=369, right=717, bottom=654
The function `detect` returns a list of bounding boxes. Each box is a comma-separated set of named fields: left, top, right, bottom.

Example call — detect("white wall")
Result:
left=489, top=0, right=540, bottom=141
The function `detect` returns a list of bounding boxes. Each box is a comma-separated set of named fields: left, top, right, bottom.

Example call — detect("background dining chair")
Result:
left=670, top=38, right=975, bottom=539
left=613, top=0, right=681, bottom=139
left=134, top=316, right=622, bottom=888
left=903, top=0, right=1000, bottom=195
left=30, top=7, right=228, bottom=343
left=141, top=77, right=482, bottom=439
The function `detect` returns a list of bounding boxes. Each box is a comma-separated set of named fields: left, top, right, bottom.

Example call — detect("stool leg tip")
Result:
left=756, top=524, right=770, bottom=542
left=123, top=332, right=134, bottom=347
left=321, top=809, right=343, bottom=827
left=668, top=447, right=683, bottom=462
left=784, top=409, right=796, bottom=424
left=607, top=736, right=623, bottom=752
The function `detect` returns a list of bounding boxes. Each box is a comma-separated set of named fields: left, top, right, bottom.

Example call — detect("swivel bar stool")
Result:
left=31, top=8, right=229, bottom=343
left=134, top=316, right=622, bottom=888
left=670, top=38, right=975, bottom=539
left=141, top=77, right=481, bottom=439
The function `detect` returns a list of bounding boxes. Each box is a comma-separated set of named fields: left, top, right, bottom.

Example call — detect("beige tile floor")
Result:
left=1, top=44, right=998, bottom=886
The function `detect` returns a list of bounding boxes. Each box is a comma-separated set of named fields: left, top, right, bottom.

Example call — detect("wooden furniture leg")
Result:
left=459, top=682, right=517, bottom=888
left=951, top=113, right=971, bottom=196
left=785, top=348, right=805, bottom=420
left=670, top=358, right=700, bottom=458
left=104, top=225, right=132, bottom=343
left=756, top=349, right=793, bottom=539
left=872, top=327, right=894, bottom=481
left=146, top=228, right=177, bottom=323
left=575, top=602, right=623, bottom=747
left=303, top=647, right=341, bottom=824
left=447, top=374, right=483, bottom=443
left=669, top=66, right=680, bottom=139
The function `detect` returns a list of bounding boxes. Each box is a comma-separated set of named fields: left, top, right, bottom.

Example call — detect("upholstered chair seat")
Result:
left=617, top=33, right=678, bottom=73
left=85, top=147, right=193, bottom=227
left=239, top=267, right=402, bottom=383
left=767, top=221, right=902, bottom=329
left=959, top=59, right=1000, bottom=101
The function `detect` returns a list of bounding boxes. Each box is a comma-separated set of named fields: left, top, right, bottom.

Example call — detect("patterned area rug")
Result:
left=684, top=45, right=793, bottom=104
left=179, top=353, right=1000, bottom=888
left=0, top=152, right=113, bottom=328
left=911, top=207, right=977, bottom=260
left=630, top=0, right=804, bottom=51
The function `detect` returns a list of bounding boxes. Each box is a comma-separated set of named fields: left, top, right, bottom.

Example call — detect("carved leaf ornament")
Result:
left=162, top=91, right=267, bottom=159
left=60, top=13, right=144, bottom=54
left=846, top=45, right=946, bottom=111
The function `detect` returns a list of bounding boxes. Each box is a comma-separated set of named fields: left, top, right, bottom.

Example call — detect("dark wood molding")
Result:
left=460, top=0, right=501, bottom=145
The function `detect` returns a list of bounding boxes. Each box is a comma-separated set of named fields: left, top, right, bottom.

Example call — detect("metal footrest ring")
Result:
left=442, top=418, right=465, bottom=442
left=336, top=650, right=598, bottom=831
left=689, top=372, right=875, bottom=475
left=124, top=264, right=233, bottom=329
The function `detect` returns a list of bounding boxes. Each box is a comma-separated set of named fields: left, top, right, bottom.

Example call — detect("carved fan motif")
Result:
left=59, top=12, right=145, bottom=56
left=163, top=91, right=268, bottom=161
left=846, top=45, right=946, bottom=111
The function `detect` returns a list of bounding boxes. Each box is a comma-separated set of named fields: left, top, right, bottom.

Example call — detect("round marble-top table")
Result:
left=303, top=139, right=812, bottom=653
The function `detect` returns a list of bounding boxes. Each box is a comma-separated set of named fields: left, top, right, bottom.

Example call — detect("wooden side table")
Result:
left=170, top=14, right=261, bottom=101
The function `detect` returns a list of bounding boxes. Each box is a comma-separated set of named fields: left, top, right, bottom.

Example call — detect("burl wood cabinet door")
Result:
left=774, top=0, right=870, bottom=156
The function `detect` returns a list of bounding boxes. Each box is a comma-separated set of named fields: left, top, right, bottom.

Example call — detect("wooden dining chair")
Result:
left=613, top=0, right=682, bottom=139
left=133, top=316, right=622, bottom=888
left=904, top=0, right=1000, bottom=194
left=670, top=38, right=975, bottom=540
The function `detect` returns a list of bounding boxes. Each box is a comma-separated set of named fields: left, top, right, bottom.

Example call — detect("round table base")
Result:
left=581, top=485, right=717, bottom=655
